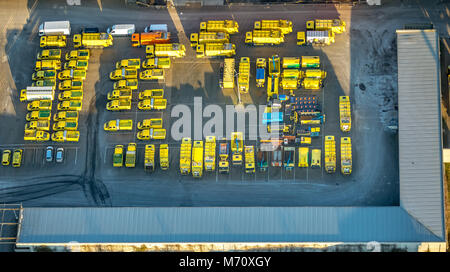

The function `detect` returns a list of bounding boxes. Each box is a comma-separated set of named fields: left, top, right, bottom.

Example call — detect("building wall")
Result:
left=15, top=242, right=447, bottom=252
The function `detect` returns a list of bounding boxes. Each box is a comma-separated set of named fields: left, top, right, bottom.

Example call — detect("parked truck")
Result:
left=146, top=43, right=186, bottom=58
left=35, top=60, right=61, bottom=71
left=103, top=119, right=133, bottom=131
left=137, top=118, right=163, bottom=130
left=301, top=56, right=320, bottom=68
left=137, top=98, right=167, bottom=110
left=238, top=57, right=250, bottom=93
left=200, top=20, right=239, bottom=34
left=24, top=129, right=50, bottom=141
left=113, top=145, right=124, bottom=167
left=20, top=86, right=54, bottom=102
left=59, top=80, right=83, bottom=90
left=231, top=132, right=243, bottom=165
left=53, top=111, right=79, bottom=121
left=26, top=110, right=51, bottom=121
left=73, top=33, right=113, bottom=48
left=144, top=144, right=156, bottom=172
left=190, top=32, right=229, bottom=47
left=204, top=136, right=216, bottom=172
left=256, top=58, right=266, bottom=87
left=57, top=100, right=82, bottom=111
left=139, top=69, right=164, bottom=80
left=266, top=75, right=279, bottom=101
left=245, top=30, right=284, bottom=45
left=107, top=89, right=132, bottom=100
left=159, top=144, right=169, bottom=170
left=131, top=32, right=170, bottom=47
left=110, top=68, right=138, bottom=80
left=32, top=80, right=56, bottom=88
left=138, top=89, right=164, bottom=100
left=32, top=70, right=57, bottom=81
left=324, top=135, right=336, bottom=173
left=306, top=19, right=346, bottom=34
left=137, top=128, right=166, bottom=140
left=222, top=58, right=235, bottom=89
left=192, top=141, right=204, bottom=178
left=37, top=49, right=61, bottom=60
left=142, top=57, right=171, bottom=69
left=298, top=147, right=309, bottom=168
left=39, top=21, right=70, bottom=36
left=196, top=43, right=236, bottom=58
left=58, top=90, right=83, bottom=101
left=27, top=100, right=52, bottom=111
left=282, top=57, right=300, bottom=69
left=51, top=130, right=80, bottom=142
left=40, top=35, right=66, bottom=48
left=53, top=121, right=78, bottom=131
left=125, top=143, right=136, bottom=168
left=244, top=145, right=255, bottom=173
left=311, top=149, right=321, bottom=169
left=254, top=19, right=293, bottom=35
left=340, top=137, right=352, bottom=175
left=113, top=79, right=138, bottom=90
left=64, top=60, right=88, bottom=70
left=106, top=99, right=132, bottom=111
left=65, top=49, right=90, bottom=61
left=339, top=96, right=351, bottom=132
left=116, top=59, right=141, bottom=69
left=58, top=69, right=87, bottom=80
left=25, top=120, right=50, bottom=131
left=180, top=137, right=192, bottom=175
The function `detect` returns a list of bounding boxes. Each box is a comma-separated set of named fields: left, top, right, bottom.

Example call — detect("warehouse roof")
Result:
left=16, top=207, right=441, bottom=244
left=396, top=29, right=445, bottom=239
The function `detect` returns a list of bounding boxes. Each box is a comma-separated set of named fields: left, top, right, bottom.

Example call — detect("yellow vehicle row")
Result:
left=112, top=143, right=169, bottom=171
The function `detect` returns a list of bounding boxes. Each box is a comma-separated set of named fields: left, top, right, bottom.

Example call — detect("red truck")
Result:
left=131, top=32, right=170, bottom=47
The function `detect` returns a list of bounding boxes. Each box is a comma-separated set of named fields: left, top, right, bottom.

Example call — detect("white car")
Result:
left=56, top=147, right=64, bottom=163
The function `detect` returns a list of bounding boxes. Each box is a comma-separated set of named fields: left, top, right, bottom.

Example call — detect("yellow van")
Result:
left=298, top=147, right=309, bottom=168
left=311, top=149, right=321, bottom=168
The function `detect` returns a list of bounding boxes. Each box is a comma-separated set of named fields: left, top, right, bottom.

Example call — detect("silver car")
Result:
left=56, top=147, right=64, bottom=163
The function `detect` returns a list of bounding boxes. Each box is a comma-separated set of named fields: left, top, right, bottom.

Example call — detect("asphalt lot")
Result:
left=0, top=0, right=447, bottom=207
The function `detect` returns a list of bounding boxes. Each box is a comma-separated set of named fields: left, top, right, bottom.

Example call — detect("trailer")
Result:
left=339, top=96, right=351, bottom=132
left=180, top=137, right=192, bottom=175
left=324, top=136, right=336, bottom=173
left=190, top=32, right=229, bottom=47
left=254, top=19, right=293, bottom=35
left=238, top=57, right=250, bottom=93
left=340, top=137, right=352, bottom=175
left=245, top=30, right=284, bottom=45
left=204, top=136, right=216, bottom=172
left=196, top=43, right=236, bottom=58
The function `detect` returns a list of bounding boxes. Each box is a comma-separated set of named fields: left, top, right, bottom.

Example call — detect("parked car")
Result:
left=45, top=146, right=54, bottom=162
left=81, top=27, right=99, bottom=34
left=56, top=147, right=64, bottom=163
left=2, top=150, right=11, bottom=166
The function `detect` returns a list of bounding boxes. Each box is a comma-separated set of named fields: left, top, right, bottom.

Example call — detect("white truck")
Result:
left=38, top=21, right=71, bottom=36
left=20, top=86, right=55, bottom=102
left=107, top=24, right=135, bottom=36
left=144, top=24, right=168, bottom=33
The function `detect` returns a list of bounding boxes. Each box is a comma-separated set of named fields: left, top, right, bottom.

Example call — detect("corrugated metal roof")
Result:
left=396, top=29, right=445, bottom=239
left=16, top=207, right=441, bottom=244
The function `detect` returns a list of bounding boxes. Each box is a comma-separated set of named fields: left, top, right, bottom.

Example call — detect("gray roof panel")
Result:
left=17, top=207, right=441, bottom=244
left=396, top=29, right=445, bottom=239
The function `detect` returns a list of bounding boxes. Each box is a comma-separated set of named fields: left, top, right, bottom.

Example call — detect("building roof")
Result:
left=396, top=29, right=445, bottom=239
left=16, top=207, right=441, bottom=244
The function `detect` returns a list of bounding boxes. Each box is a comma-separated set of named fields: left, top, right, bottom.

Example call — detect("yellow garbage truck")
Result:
left=159, top=144, right=169, bottom=170
left=324, top=135, right=336, bottom=173
left=340, top=137, right=352, bottom=175
left=245, top=30, right=284, bottom=45
left=254, top=19, right=293, bottom=35
left=196, top=43, right=236, bottom=58
left=222, top=58, right=235, bottom=89
left=238, top=57, right=250, bottom=93
left=200, top=20, right=239, bottom=34
left=180, top=137, right=192, bottom=175
left=204, top=136, right=216, bottom=172
left=231, top=132, right=243, bottom=165
left=144, top=144, right=156, bottom=172
left=339, top=96, right=351, bottom=132
left=146, top=43, right=186, bottom=58
left=192, top=140, right=204, bottom=178
left=73, top=33, right=113, bottom=48
left=244, top=145, right=255, bottom=173
left=190, top=32, right=229, bottom=47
